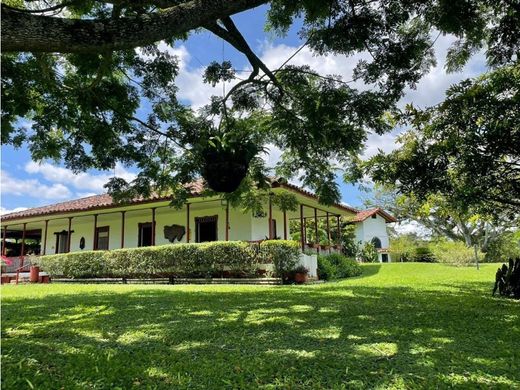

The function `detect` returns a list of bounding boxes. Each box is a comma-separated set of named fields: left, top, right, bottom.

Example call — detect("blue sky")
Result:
left=0, top=5, right=487, bottom=215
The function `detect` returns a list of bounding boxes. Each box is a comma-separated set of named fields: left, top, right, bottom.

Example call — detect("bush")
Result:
left=429, top=240, right=478, bottom=266
left=357, top=242, right=378, bottom=263
left=493, top=258, right=520, bottom=299
left=392, top=250, right=414, bottom=262
left=38, top=240, right=299, bottom=279
left=413, top=247, right=436, bottom=262
left=38, top=250, right=107, bottom=278
left=317, top=256, right=335, bottom=280
left=259, top=240, right=300, bottom=277
left=318, top=253, right=362, bottom=280
left=485, top=232, right=520, bottom=263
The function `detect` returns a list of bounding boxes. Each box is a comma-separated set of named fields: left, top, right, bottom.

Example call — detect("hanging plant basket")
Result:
left=201, top=148, right=252, bottom=193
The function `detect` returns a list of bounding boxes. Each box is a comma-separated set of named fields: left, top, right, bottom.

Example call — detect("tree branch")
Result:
left=1, top=0, right=267, bottom=53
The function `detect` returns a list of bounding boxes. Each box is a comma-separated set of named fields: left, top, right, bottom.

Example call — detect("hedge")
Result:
left=37, top=240, right=301, bottom=279
left=317, top=253, right=362, bottom=280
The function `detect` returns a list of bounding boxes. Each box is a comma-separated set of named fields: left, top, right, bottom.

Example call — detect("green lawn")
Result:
left=2, top=263, right=519, bottom=389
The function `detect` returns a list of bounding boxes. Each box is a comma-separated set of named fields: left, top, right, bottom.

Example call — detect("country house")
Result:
left=1, top=180, right=396, bottom=262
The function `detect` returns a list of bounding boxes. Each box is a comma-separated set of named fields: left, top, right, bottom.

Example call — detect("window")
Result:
left=371, top=214, right=377, bottom=219
left=55, top=230, right=70, bottom=254
left=138, top=222, right=154, bottom=247
left=382, top=254, right=389, bottom=263
left=196, top=215, right=218, bottom=242
left=371, top=237, right=382, bottom=249
left=95, top=226, right=110, bottom=250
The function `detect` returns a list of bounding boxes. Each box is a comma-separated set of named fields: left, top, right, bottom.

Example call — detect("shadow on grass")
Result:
left=2, top=282, right=519, bottom=389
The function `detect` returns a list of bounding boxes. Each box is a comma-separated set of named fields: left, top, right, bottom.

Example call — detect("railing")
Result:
left=15, top=262, right=32, bottom=285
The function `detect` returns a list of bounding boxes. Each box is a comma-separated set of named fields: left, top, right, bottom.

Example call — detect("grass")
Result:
left=2, top=263, right=519, bottom=389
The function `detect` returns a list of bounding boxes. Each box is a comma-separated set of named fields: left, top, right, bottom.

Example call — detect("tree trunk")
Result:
left=2, top=0, right=267, bottom=53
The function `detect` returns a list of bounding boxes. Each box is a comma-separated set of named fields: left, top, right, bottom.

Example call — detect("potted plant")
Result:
left=293, top=265, right=309, bottom=284
left=194, top=119, right=264, bottom=193
left=320, top=240, right=331, bottom=250
left=307, top=242, right=318, bottom=249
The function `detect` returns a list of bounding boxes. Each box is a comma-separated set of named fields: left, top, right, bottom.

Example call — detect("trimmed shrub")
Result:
left=413, top=247, right=436, bottom=263
left=37, top=240, right=298, bottom=279
left=317, top=255, right=335, bottom=280
left=259, top=240, right=300, bottom=277
left=38, top=250, right=107, bottom=278
left=318, top=253, right=362, bottom=280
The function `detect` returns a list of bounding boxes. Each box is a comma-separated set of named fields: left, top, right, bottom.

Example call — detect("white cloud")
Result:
left=141, top=43, right=233, bottom=110
left=0, top=206, right=28, bottom=216
left=392, top=220, right=432, bottom=238
left=1, top=170, right=72, bottom=200
left=24, top=162, right=136, bottom=193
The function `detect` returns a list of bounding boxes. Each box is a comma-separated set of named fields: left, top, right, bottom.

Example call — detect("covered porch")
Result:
left=1, top=189, right=353, bottom=259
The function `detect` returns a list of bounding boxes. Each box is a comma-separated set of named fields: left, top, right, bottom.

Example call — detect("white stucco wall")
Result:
left=354, top=213, right=391, bottom=262
left=40, top=203, right=269, bottom=255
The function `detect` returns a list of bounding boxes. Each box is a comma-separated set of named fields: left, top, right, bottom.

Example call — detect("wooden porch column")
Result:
left=67, top=217, right=73, bottom=253
left=299, top=204, right=305, bottom=251
left=314, top=207, right=319, bottom=254
left=283, top=210, right=287, bottom=240
left=20, top=223, right=27, bottom=259
left=326, top=211, right=331, bottom=254
left=93, top=214, right=98, bottom=250
left=151, top=208, right=156, bottom=246
left=120, top=211, right=126, bottom=248
left=186, top=203, right=190, bottom=243
left=43, top=220, right=49, bottom=255
left=336, top=215, right=341, bottom=250
left=2, top=225, right=7, bottom=256
left=225, top=201, right=230, bottom=241
left=15, top=223, right=27, bottom=285
left=268, top=194, right=273, bottom=240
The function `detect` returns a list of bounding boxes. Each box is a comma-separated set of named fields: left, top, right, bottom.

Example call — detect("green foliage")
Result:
left=259, top=240, right=300, bottom=277
left=368, top=64, right=520, bottom=214
left=289, top=217, right=351, bottom=248
left=357, top=242, right=378, bottom=263
left=38, top=241, right=300, bottom=279
left=38, top=251, right=107, bottom=278
left=429, top=240, right=477, bottom=266
left=390, top=234, right=421, bottom=262
left=413, top=247, right=436, bottom=263
left=203, top=61, right=236, bottom=87
left=493, top=258, right=520, bottom=299
left=317, top=255, right=335, bottom=280
left=5, top=2, right=520, bottom=207
left=485, top=231, right=520, bottom=263
left=318, top=253, right=362, bottom=280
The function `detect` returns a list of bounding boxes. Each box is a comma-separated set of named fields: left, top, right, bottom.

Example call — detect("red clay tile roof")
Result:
left=1, top=178, right=395, bottom=223
left=271, top=180, right=359, bottom=214
left=1, top=180, right=206, bottom=222
left=351, top=208, right=397, bottom=223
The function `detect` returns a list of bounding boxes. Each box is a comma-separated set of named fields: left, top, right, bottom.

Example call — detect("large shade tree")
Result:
left=367, top=64, right=520, bottom=214
left=2, top=0, right=519, bottom=207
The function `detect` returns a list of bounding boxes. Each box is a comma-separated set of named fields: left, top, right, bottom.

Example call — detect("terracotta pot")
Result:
left=29, top=266, right=40, bottom=283
left=294, top=272, right=307, bottom=284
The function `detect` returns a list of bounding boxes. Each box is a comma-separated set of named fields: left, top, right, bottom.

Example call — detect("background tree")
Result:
left=2, top=1, right=520, bottom=207
left=367, top=64, right=520, bottom=214
left=364, top=185, right=520, bottom=264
